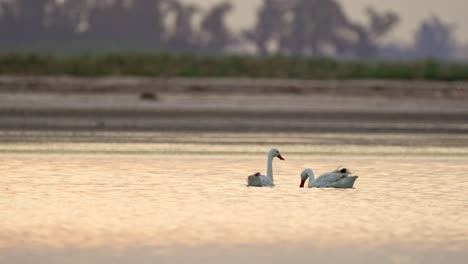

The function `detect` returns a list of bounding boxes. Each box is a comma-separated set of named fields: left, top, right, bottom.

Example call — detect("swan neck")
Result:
left=307, top=171, right=316, bottom=188
left=267, top=153, right=274, bottom=181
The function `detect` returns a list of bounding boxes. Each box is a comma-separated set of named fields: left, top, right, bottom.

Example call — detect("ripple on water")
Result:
left=0, top=133, right=468, bottom=263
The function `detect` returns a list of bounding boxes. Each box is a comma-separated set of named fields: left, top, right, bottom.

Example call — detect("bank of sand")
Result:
left=0, top=76, right=467, bottom=133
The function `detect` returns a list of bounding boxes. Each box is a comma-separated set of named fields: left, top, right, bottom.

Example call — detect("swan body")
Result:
left=247, top=148, right=285, bottom=187
left=300, top=167, right=358, bottom=188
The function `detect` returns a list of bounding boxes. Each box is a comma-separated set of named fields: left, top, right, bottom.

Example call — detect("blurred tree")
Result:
left=244, top=0, right=288, bottom=55
left=86, top=0, right=136, bottom=44
left=347, top=23, right=375, bottom=57
left=0, top=0, right=17, bottom=44
left=200, top=1, right=233, bottom=53
left=0, top=0, right=75, bottom=47
left=414, top=16, right=456, bottom=59
left=0, top=0, right=407, bottom=58
left=289, top=0, right=352, bottom=55
left=353, top=7, right=399, bottom=57
left=44, top=0, right=80, bottom=43
left=165, top=0, right=199, bottom=52
left=86, top=0, right=165, bottom=48
left=246, top=0, right=399, bottom=58
left=13, top=0, right=50, bottom=44
left=366, top=7, right=399, bottom=39
left=124, top=0, right=165, bottom=47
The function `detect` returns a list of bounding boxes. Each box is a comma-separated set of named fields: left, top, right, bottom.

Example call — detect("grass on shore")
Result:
left=1, top=53, right=468, bottom=80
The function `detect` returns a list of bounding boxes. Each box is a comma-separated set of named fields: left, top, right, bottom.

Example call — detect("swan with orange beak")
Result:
left=247, top=148, right=285, bottom=187
left=300, top=167, right=358, bottom=188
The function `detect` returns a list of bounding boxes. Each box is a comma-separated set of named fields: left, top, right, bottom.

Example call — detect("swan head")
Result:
left=269, top=148, right=285, bottom=160
left=300, top=168, right=313, bottom=188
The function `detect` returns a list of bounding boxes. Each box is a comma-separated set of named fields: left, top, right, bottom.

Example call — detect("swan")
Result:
left=299, top=167, right=358, bottom=188
left=247, top=148, right=285, bottom=187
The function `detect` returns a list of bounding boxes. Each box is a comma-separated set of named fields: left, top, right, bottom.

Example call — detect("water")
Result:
left=1, top=132, right=468, bottom=264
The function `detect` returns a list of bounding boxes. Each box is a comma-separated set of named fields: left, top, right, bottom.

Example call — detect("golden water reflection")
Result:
left=1, top=133, right=468, bottom=261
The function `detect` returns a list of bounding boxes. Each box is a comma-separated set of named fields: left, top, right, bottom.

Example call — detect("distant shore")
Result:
left=1, top=76, right=468, bottom=98
left=0, top=76, right=467, bottom=133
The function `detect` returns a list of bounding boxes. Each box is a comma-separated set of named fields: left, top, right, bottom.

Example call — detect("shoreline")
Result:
left=1, top=76, right=467, bottom=98
left=1, top=76, right=467, bottom=133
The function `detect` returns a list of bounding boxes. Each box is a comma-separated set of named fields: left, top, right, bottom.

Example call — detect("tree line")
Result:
left=0, top=0, right=460, bottom=59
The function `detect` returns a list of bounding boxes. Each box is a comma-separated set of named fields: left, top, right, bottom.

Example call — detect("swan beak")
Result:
left=299, top=180, right=306, bottom=188
left=277, top=154, right=285, bottom=160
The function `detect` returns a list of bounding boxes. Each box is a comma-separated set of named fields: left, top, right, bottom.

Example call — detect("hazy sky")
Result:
left=182, top=0, right=468, bottom=44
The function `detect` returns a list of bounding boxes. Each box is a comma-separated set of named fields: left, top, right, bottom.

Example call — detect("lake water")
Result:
left=1, top=132, right=467, bottom=264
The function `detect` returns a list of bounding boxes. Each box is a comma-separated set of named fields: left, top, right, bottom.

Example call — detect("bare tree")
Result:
left=352, top=7, right=400, bottom=57
left=286, top=0, right=354, bottom=55
left=244, top=0, right=289, bottom=55
left=0, top=0, right=17, bottom=44
left=0, top=0, right=403, bottom=56
left=245, top=0, right=399, bottom=58
left=84, top=0, right=166, bottom=49
left=124, top=0, right=165, bottom=47
left=200, top=1, right=233, bottom=53
left=415, top=16, right=456, bottom=59
left=44, top=0, right=80, bottom=43
left=13, top=0, right=49, bottom=43
left=164, top=0, right=199, bottom=52
left=366, top=7, right=399, bottom=39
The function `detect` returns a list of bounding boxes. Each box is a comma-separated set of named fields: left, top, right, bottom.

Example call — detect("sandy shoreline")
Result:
left=0, top=76, right=467, bottom=133
left=1, top=76, right=468, bottom=98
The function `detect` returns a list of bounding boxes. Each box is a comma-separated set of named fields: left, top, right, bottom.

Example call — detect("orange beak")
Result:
left=299, top=180, right=306, bottom=188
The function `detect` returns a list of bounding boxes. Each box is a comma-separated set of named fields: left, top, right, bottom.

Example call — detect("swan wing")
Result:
left=313, top=172, right=345, bottom=187
left=259, top=175, right=274, bottom=186
left=247, top=174, right=273, bottom=187
left=247, top=175, right=262, bottom=186
left=328, top=176, right=359, bottom=188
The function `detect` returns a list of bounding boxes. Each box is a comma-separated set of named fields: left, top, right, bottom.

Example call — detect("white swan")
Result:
left=247, top=148, right=285, bottom=187
left=300, top=167, right=358, bottom=188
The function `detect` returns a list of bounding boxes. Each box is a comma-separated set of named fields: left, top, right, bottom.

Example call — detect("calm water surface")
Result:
left=1, top=132, right=467, bottom=264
